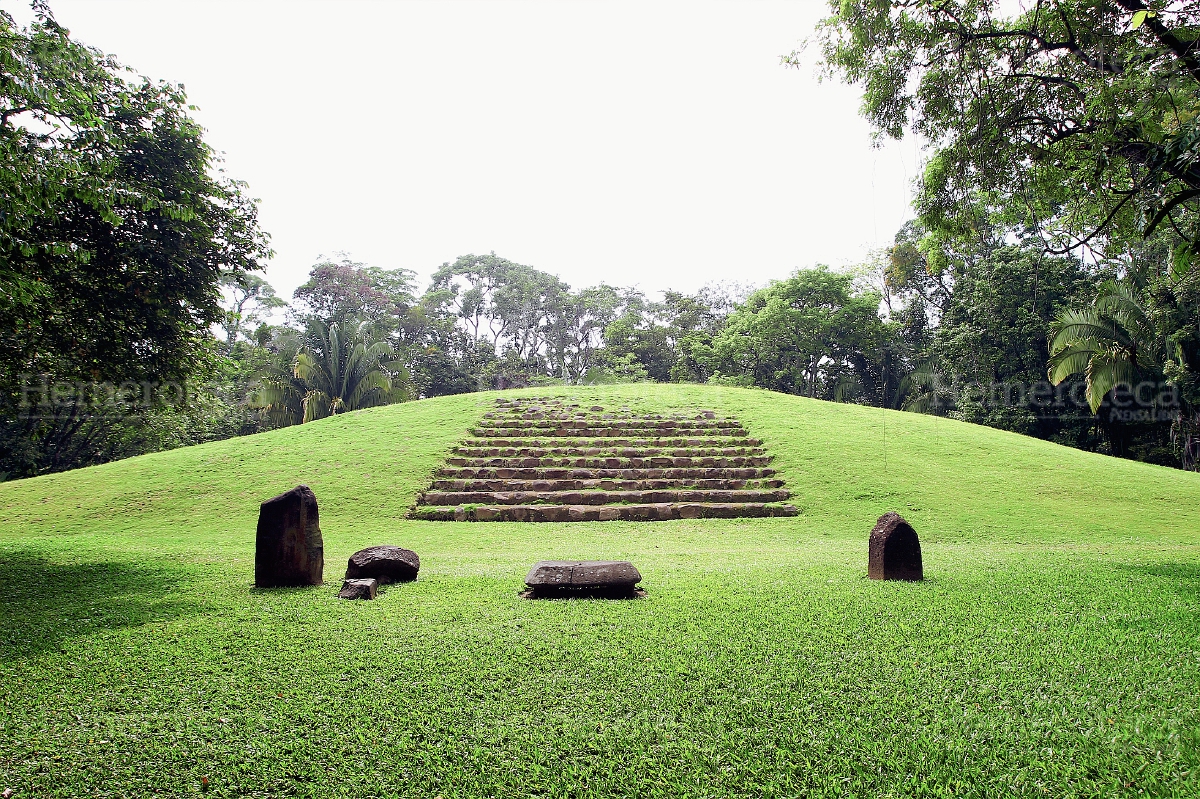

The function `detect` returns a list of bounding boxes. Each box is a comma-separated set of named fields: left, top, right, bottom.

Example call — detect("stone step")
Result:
left=486, top=413, right=726, bottom=422
left=486, top=406, right=708, bottom=412
left=477, top=419, right=742, bottom=430
left=444, top=455, right=772, bottom=469
left=470, top=425, right=747, bottom=437
left=459, top=437, right=765, bottom=448
left=450, top=446, right=766, bottom=458
left=417, top=401, right=792, bottom=524
left=485, top=413, right=724, bottom=423
left=410, top=502, right=800, bottom=522
left=436, top=466, right=778, bottom=480
left=419, top=489, right=791, bottom=506
left=429, top=477, right=786, bottom=492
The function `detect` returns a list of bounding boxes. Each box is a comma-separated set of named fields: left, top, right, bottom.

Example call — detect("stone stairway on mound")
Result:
left=409, top=396, right=798, bottom=522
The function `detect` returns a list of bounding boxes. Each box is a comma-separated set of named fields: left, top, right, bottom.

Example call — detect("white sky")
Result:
left=4, top=0, right=920, bottom=300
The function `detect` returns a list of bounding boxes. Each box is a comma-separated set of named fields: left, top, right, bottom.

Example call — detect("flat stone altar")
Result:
left=521, top=559, right=644, bottom=599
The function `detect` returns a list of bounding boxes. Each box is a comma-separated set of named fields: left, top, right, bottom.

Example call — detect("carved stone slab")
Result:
left=522, top=560, right=643, bottom=598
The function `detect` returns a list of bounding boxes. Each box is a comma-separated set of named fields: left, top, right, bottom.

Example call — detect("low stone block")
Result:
left=338, top=578, right=378, bottom=600
left=568, top=505, right=600, bottom=521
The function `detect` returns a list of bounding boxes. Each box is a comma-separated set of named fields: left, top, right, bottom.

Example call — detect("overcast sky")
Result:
left=5, top=0, right=920, bottom=299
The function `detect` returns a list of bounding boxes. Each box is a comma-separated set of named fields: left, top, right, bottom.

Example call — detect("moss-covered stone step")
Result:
left=450, top=446, right=766, bottom=459
left=468, top=428, right=749, bottom=439
left=460, top=436, right=765, bottom=448
left=420, top=489, right=790, bottom=506
left=436, top=466, right=778, bottom=480
left=480, top=419, right=742, bottom=428
left=429, top=477, right=786, bottom=492
left=412, top=400, right=792, bottom=522
left=410, top=502, right=800, bottom=522
left=444, top=455, right=773, bottom=468
left=466, top=429, right=740, bottom=439
left=489, top=419, right=736, bottom=429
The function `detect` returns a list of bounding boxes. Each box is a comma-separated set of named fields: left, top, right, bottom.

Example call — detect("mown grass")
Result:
left=1, top=384, right=1198, bottom=798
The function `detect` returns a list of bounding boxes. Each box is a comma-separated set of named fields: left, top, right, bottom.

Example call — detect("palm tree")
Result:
left=254, top=319, right=413, bottom=425
left=1048, top=280, right=1164, bottom=413
left=898, top=356, right=954, bottom=414
left=250, top=333, right=308, bottom=427
left=253, top=372, right=304, bottom=427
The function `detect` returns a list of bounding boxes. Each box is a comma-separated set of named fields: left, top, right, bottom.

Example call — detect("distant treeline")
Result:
left=6, top=236, right=1195, bottom=479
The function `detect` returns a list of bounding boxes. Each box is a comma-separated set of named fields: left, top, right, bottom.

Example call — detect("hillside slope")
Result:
left=3, top=383, right=1196, bottom=554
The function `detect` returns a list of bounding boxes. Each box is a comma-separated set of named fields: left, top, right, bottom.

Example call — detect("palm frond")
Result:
left=249, top=372, right=306, bottom=427
left=1048, top=345, right=1096, bottom=386
left=1048, top=278, right=1170, bottom=413
left=1048, top=309, right=1124, bottom=354
left=898, top=358, right=950, bottom=414
left=1083, top=350, right=1139, bottom=413
left=301, top=389, right=333, bottom=424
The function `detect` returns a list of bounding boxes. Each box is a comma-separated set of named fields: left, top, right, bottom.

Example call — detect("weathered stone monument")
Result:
left=868, top=511, right=923, bottom=581
left=521, top=560, right=643, bottom=599
left=345, top=545, right=420, bottom=583
left=254, top=485, right=324, bottom=587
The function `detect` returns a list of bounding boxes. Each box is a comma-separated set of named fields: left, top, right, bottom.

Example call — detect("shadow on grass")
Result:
left=1116, top=561, right=1200, bottom=599
left=0, top=550, right=208, bottom=657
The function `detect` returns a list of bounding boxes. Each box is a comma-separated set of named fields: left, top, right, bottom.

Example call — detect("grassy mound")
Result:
left=2, top=384, right=1198, bottom=797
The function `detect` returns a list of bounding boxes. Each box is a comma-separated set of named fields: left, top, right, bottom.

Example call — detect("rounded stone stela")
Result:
left=867, top=511, right=924, bottom=581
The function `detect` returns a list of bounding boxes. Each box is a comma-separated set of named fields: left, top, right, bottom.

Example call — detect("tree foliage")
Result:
left=812, top=0, right=1200, bottom=263
left=0, top=3, right=271, bottom=479
left=291, top=254, right=416, bottom=328
left=813, top=0, right=1200, bottom=466
left=702, top=268, right=887, bottom=398
left=427, top=254, right=630, bottom=385
left=0, top=4, right=270, bottom=389
left=219, top=272, right=286, bottom=345
left=253, top=319, right=412, bottom=425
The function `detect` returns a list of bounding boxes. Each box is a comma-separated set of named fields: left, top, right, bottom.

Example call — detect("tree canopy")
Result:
left=1, top=3, right=271, bottom=479
left=0, top=4, right=270, bottom=389
left=701, top=268, right=887, bottom=399
left=291, top=254, right=416, bottom=328
left=5, top=0, right=1197, bottom=478
left=811, top=1, right=1200, bottom=265
left=812, top=0, right=1200, bottom=465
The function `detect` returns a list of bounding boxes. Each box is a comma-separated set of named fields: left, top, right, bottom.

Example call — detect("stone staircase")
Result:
left=410, top=397, right=798, bottom=521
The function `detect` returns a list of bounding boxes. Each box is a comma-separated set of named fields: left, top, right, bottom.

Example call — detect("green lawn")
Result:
left=2, top=384, right=1198, bottom=797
